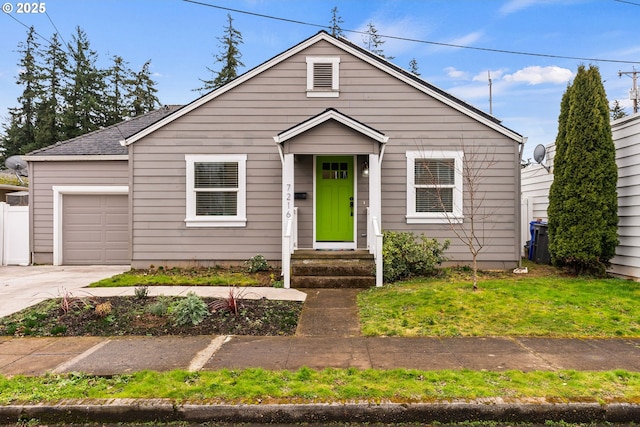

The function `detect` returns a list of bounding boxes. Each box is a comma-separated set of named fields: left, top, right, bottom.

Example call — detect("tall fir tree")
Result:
left=195, top=14, right=244, bottom=93
left=33, top=32, right=67, bottom=150
left=610, top=99, right=627, bottom=121
left=363, top=22, right=394, bottom=60
left=547, top=65, right=619, bottom=275
left=1, top=26, right=41, bottom=161
left=61, top=26, right=106, bottom=139
left=129, top=60, right=160, bottom=116
left=329, top=6, right=344, bottom=37
left=104, top=55, right=134, bottom=125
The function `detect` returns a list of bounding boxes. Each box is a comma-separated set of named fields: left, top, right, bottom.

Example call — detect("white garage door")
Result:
left=62, top=194, right=129, bottom=265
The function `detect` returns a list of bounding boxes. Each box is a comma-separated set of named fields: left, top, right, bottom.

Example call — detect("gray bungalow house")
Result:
left=26, top=31, right=525, bottom=287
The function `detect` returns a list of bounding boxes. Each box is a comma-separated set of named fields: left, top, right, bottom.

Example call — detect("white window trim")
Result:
left=306, top=56, right=340, bottom=98
left=185, top=154, right=247, bottom=227
left=52, top=185, right=129, bottom=266
left=406, top=150, right=464, bottom=224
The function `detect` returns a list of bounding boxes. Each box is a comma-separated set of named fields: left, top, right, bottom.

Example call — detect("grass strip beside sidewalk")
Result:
left=1, top=368, right=639, bottom=405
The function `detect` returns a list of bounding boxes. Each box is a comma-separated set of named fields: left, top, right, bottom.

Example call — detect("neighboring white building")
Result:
left=521, top=113, right=640, bottom=280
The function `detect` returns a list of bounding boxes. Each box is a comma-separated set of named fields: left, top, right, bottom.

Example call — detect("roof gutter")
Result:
left=24, top=155, right=128, bottom=162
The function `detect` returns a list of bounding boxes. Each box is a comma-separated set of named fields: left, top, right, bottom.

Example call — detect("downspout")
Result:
left=517, top=136, right=528, bottom=268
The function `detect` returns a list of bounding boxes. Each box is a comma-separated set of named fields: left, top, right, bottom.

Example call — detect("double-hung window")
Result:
left=185, top=154, right=247, bottom=227
left=406, top=150, right=463, bottom=224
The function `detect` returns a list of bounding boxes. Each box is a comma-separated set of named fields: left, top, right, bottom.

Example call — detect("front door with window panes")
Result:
left=316, top=156, right=354, bottom=242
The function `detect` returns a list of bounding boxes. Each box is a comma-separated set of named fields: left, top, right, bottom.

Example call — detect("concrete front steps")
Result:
left=290, top=249, right=376, bottom=288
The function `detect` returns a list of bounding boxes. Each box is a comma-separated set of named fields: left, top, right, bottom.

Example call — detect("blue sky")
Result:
left=2, top=0, right=640, bottom=159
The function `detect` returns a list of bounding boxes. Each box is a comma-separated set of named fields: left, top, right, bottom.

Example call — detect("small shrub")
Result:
left=382, top=231, right=450, bottom=283
left=171, top=293, right=209, bottom=326
left=134, top=285, right=149, bottom=299
left=209, top=287, right=246, bottom=316
left=95, top=301, right=112, bottom=318
left=245, top=254, right=269, bottom=273
left=147, top=297, right=170, bottom=316
left=270, top=273, right=284, bottom=288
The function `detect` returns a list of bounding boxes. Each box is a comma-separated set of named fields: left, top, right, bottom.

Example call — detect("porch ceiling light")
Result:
left=362, top=160, right=369, bottom=178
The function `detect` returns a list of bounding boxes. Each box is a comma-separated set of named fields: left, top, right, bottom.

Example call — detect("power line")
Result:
left=183, top=0, right=640, bottom=65
left=45, top=11, right=67, bottom=47
left=3, top=10, right=70, bottom=55
left=614, top=0, right=640, bottom=6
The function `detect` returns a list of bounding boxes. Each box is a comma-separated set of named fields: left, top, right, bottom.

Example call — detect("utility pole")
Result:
left=488, top=70, right=493, bottom=115
left=619, top=68, right=639, bottom=113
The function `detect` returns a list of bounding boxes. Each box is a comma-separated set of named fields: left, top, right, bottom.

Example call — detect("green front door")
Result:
left=316, top=156, right=354, bottom=242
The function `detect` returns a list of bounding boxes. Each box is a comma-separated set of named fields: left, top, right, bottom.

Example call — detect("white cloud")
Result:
left=499, top=0, right=558, bottom=16
left=444, top=67, right=469, bottom=80
left=472, top=69, right=506, bottom=82
left=503, top=66, right=573, bottom=85
left=448, top=31, right=484, bottom=47
left=499, top=0, right=540, bottom=15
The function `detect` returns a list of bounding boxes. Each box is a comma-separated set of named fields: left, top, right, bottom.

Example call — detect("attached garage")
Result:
left=25, top=107, right=180, bottom=266
left=62, top=194, right=128, bottom=265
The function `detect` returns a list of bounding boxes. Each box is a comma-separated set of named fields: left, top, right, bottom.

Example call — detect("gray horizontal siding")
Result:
left=129, top=39, right=520, bottom=267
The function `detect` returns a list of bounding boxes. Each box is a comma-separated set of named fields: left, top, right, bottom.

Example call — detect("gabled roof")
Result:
left=26, top=105, right=182, bottom=159
left=123, top=31, right=524, bottom=146
left=274, top=108, right=389, bottom=144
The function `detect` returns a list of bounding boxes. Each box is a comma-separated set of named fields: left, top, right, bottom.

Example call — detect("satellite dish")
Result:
left=532, top=144, right=551, bottom=173
left=5, top=155, right=28, bottom=185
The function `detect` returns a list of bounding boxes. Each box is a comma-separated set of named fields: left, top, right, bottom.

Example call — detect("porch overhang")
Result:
left=273, top=108, right=389, bottom=145
left=275, top=109, right=386, bottom=289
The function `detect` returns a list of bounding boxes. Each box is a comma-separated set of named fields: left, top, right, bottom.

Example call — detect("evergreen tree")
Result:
left=409, top=58, right=420, bottom=76
left=610, top=99, right=627, bottom=121
left=362, top=22, right=394, bottom=60
left=195, top=14, right=244, bottom=93
left=129, top=60, right=160, bottom=116
left=329, top=6, right=344, bottom=37
left=104, top=55, right=134, bottom=125
left=1, top=27, right=41, bottom=161
left=61, top=26, right=106, bottom=139
left=33, top=32, right=67, bottom=149
left=547, top=65, right=618, bottom=275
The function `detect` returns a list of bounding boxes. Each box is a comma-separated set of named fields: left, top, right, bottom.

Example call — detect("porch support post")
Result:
left=369, top=153, right=381, bottom=224
left=282, top=153, right=295, bottom=288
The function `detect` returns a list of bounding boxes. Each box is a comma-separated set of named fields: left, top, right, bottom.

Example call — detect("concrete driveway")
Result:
left=0, top=265, right=130, bottom=317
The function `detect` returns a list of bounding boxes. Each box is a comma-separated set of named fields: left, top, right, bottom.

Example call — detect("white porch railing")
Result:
left=366, top=207, right=383, bottom=287
left=282, top=207, right=298, bottom=288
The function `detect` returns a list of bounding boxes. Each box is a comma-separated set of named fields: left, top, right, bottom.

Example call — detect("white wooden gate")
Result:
left=0, top=202, right=29, bottom=265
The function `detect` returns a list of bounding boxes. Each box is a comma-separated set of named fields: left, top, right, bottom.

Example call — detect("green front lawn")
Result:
left=358, top=266, right=640, bottom=338
left=89, top=267, right=274, bottom=287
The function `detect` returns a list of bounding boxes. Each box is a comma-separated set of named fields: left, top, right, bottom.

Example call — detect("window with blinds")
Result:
left=194, top=162, right=238, bottom=216
left=405, top=150, right=464, bottom=224
left=415, top=159, right=455, bottom=213
left=185, top=154, right=247, bottom=227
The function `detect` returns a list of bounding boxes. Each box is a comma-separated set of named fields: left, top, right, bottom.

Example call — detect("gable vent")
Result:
left=313, top=63, right=333, bottom=88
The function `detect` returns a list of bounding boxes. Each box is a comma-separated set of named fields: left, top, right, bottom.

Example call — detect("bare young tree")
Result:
left=415, top=141, right=497, bottom=290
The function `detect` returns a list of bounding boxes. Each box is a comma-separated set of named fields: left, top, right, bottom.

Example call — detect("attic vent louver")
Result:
left=306, top=57, right=340, bottom=98
left=313, top=63, right=333, bottom=89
